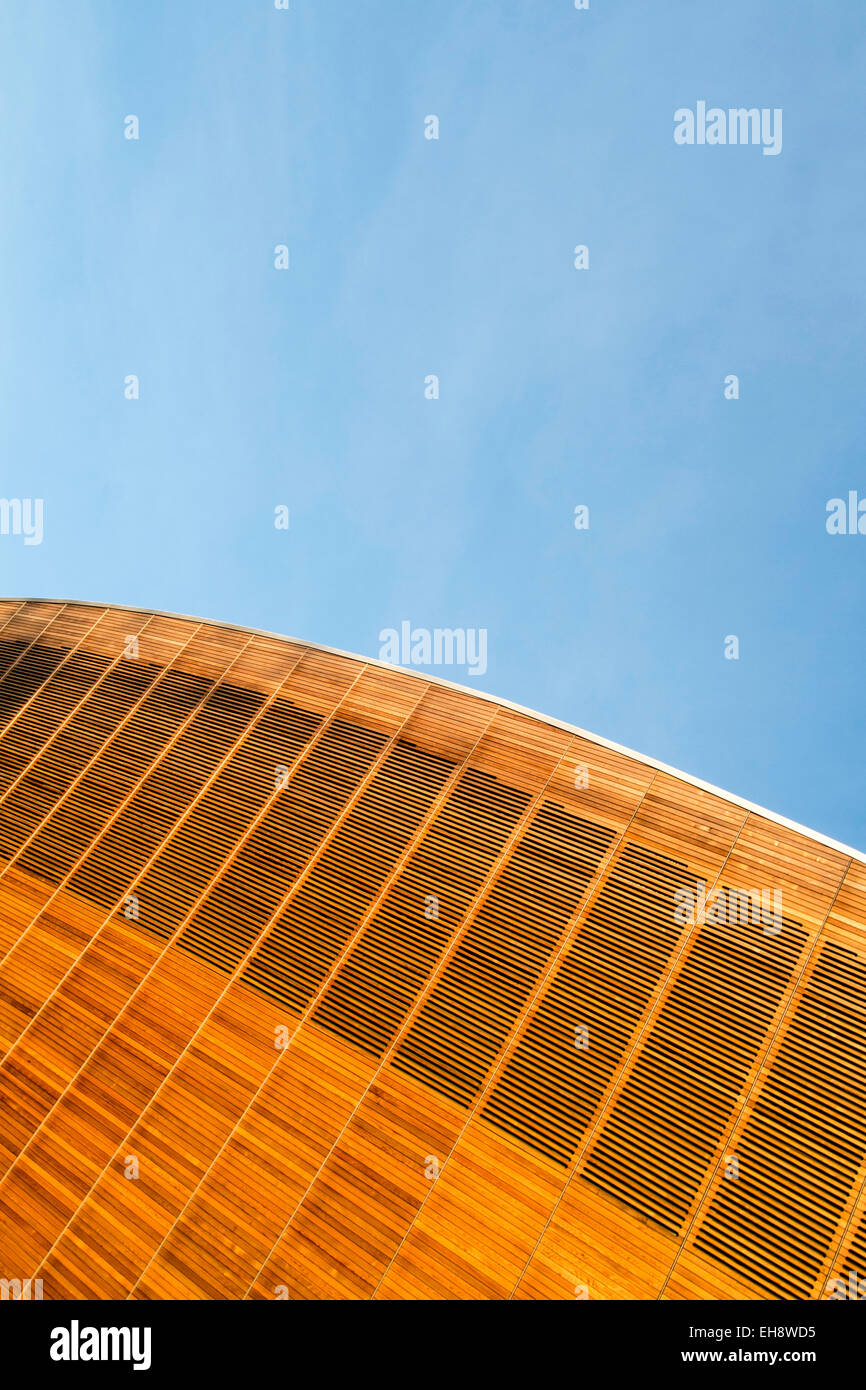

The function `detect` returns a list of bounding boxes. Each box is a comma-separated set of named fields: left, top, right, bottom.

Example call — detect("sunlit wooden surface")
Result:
left=0, top=599, right=862, bottom=1301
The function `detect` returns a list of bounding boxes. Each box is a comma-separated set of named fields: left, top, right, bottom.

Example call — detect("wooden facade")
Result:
left=0, top=598, right=862, bottom=1301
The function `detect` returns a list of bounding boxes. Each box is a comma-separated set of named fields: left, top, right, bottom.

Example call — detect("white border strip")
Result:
left=7, top=596, right=863, bottom=865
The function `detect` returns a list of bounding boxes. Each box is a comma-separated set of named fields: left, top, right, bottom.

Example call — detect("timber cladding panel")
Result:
left=0, top=600, right=861, bottom=1301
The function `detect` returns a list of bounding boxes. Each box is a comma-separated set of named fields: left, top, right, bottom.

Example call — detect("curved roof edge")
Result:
left=8, top=596, right=864, bottom=866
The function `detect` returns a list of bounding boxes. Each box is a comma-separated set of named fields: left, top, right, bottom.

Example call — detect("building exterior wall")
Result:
left=0, top=598, right=862, bottom=1301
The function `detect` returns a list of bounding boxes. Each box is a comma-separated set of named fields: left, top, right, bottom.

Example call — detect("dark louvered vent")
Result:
left=391, top=802, right=615, bottom=1106
left=0, top=638, right=33, bottom=690
left=694, top=939, right=866, bottom=1298
left=0, top=644, right=74, bottom=728
left=18, top=668, right=214, bottom=884
left=68, top=682, right=266, bottom=908
left=176, top=718, right=387, bottom=974
left=482, top=841, right=702, bottom=1165
left=311, top=768, right=530, bottom=1056
left=0, top=660, right=161, bottom=858
left=581, top=896, right=807, bottom=1230
left=242, top=738, right=455, bottom=1012
left=0, top=650, right=111, bottom=797
left=131, top=698, right=321, bottom=940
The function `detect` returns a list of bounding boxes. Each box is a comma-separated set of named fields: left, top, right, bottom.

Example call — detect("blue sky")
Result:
left=1, top=1, right=864, bottom=848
